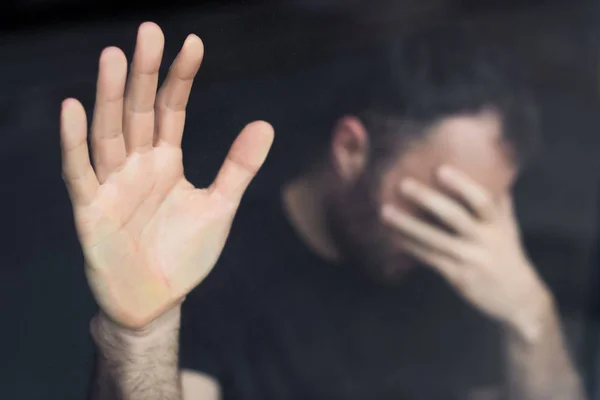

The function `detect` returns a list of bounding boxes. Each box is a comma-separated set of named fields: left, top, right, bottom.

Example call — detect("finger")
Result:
left=381, top=205, right=466, bottom=260
left=61, top=99, right=100, bottom=206
left=437, top=165, right=496, bottom=222
left=90, top=47, right=128, bottom=183
left=210, top=121, right=274, bottom=204
left=123, top=22, right=164, bottom=154
left=155, top=34, right=204, bottom=148
left=401, top=240, right=460, bottom=282
left=399, top=178, right=477, bottom=237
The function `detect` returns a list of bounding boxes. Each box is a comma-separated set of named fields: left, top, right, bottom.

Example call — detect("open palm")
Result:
left=60, top=22, right=274, bottom=329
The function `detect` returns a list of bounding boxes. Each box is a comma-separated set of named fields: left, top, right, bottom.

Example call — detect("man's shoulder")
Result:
left=225, top=189, right=284, bottom=246
left=233, top=191, right=277, bottom=224
left=201, top=189, right=285, bottom=281
left=184, top=189, right=286, bottom=312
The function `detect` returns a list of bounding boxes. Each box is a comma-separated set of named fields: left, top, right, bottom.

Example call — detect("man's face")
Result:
left=326, top=110, right=517, bottom=283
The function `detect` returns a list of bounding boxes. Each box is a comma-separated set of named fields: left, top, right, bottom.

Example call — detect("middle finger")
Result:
left=123, top=22, right=164, bottom=154
left=381, top=205, right=467, bottom=261
left=399, top=178, right=477, bottom=237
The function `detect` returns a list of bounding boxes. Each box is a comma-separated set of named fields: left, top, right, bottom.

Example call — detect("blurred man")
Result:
left=60, top=21, right=586, bottom=400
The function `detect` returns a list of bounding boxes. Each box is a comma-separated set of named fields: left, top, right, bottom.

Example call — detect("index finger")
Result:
left=436, top=165, right=496, bottom=222
left=154, top=34, right=204, bottom=148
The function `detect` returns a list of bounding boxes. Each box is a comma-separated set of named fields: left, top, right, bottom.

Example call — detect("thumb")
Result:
left=499, top=195, right=516, bottom=219
left=499, top=196, right=522, bottom=237
left=210, top=121, right=274, bottom=203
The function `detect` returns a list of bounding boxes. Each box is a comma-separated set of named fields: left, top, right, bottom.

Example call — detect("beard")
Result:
left=324, top=177, right=417, bottom=285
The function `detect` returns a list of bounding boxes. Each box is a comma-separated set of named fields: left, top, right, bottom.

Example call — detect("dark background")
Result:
left=1, top=1, right=600, bottom=399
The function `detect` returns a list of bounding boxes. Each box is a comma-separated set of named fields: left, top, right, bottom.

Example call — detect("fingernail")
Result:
left=400, top=179, right=416, bottom=194
left=61, top=100, right=76, bottom=124
left=438, top=165, right=454, bottom=180
left=184, top=34, right=198, bottom=46
left=62, top=98, right=74, bottom=111
left=381, top=204, right=394, bottom=219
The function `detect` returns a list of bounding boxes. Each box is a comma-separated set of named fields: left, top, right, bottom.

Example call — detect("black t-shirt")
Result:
left=180, top=192, right=504, bottom=400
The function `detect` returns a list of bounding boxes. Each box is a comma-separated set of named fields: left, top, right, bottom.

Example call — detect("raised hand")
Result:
left=60, top=22, right=274, bottom=330
left=381, top=166, right=552, bottom=339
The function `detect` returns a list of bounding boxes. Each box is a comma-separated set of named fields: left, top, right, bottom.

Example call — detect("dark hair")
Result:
left=325, top=23, right=540, bottom=172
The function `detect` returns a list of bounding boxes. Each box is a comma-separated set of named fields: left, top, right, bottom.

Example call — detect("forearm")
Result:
left=89, top=306, right=183, bottom=400
left=504, top=295, right=586, bottom=400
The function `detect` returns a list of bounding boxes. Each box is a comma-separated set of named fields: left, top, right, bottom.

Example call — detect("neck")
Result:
left=281, top=172, right=341, bottom=263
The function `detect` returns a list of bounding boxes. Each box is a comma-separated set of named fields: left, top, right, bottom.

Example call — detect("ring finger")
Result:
left=381, top=204, right=468, bottom=261
left=399, top=178, right=477, bottom=237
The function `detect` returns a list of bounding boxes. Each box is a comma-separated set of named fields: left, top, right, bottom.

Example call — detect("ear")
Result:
left=330, top=116, right=369, bottom=183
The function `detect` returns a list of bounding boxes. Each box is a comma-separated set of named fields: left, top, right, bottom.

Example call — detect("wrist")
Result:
left=506, top=289, right=557, bottom=344
left=91, top=305, right=182, bottom=352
